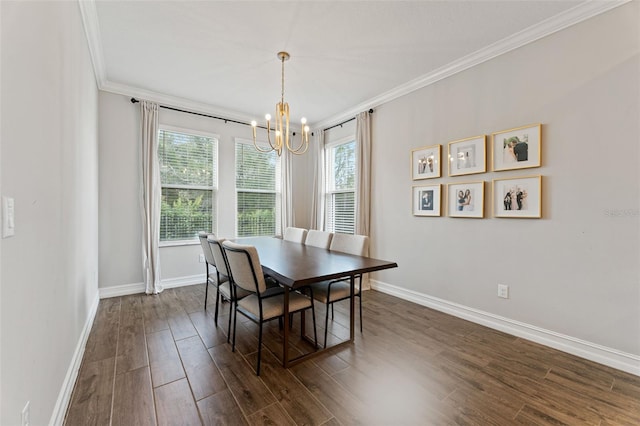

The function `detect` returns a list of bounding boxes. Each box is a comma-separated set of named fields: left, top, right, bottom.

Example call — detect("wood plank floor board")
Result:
left=64, top=357, right=115, bottom=426
left=189, top=309, right=230, bottom=349
left=176, top=335, right=228, bottom=401
left=208, top=344, right=278, bottom=415
left=197, top=389, right=249, bottom=426
left=245, top=402, right=297, bottom=426
left=167, top=311, right=199, bottom=342
left=115, top=322, right=148, bottom=375
left=154, top=378, right=202, bottom=426
left=64, top=285, right=640, bottom=426
left=83, top=298, right=120, bottom=363
left=612, top=373, right=640, bottom=400
left=146, top=329, right=186, bottom=387
left=291, top=362, right=370, bottom=425
left=141, top=294, right=170, bottom=334
left=112, top=366, right=156, bottom=426
left=245, top=350, right=333, bottom=426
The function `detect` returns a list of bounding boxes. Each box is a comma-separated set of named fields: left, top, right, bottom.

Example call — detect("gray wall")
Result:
left=369, top=3, right=639, bottom=362
left=0, top=1, right=99, bottom=424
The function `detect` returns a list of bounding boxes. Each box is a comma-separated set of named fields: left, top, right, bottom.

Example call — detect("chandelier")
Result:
left=251, top=52, right=310, bottom=156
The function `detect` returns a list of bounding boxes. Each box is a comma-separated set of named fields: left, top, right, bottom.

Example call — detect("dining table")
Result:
left=235, top=236, right=398, bottom=367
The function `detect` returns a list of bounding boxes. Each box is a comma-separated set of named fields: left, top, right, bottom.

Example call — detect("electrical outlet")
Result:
left=498, top=284, right=509, bottom=299
left=199, top=254, right=205, bottom=263
left=21, top=401, right=30, bottom=426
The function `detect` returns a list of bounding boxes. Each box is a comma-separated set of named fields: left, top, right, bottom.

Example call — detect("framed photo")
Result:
left=491, top=123, right=541, bottom=171
left=492, top=175, right=542, bottom=218
left=447, top=135, right=486, bottom=176
left=411, top=145, right=441, bottom=180
left=413, top=184, right=441, bottom=216
left=447, top=181, right=484, bottom=218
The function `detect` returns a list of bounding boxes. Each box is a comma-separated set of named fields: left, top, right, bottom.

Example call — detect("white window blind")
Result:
left=158, top=128, right=217, bottom=242
left=235, top=140, right=281, bottom=237
left=326, top=139, right=356, bottom=235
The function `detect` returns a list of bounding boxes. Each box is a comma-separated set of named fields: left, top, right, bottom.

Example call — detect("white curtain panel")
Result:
left=355, top=111, right=371, bottom=238
left=140, top=101, right=163, bottom=295
left=310, top=130, right=326, bottom=230
left=356, top=111, right=372, bottom=289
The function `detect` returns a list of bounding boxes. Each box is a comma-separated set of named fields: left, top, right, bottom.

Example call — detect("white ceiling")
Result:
left=81, top=0, right=622, bottom=128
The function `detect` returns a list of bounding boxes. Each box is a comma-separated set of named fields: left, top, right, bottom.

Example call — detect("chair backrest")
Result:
left=329, top=233, right=369, bottom=257
left=304, top=230, right=333, bottom=249
left=222, top=241, right=267, bottom=294
left=283, top=227, right=308, bottom=243
left=207, top=236, right=229, bottom=277
left=198, top=231, right=217, bottom=265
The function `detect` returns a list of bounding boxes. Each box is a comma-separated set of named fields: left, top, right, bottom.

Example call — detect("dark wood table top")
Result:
left=235, top=236, right=398, bottom=288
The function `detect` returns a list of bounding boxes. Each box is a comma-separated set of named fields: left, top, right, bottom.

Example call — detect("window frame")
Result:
left=234, top=137, right=282, bottom=238
left=325, top=135, right=357, bottom=235
left=158, top=125, right=219, bottom=247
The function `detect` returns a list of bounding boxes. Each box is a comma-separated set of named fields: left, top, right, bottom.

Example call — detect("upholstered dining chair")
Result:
left=207, top=236, right=253, bottom=342
left=198, top=232, right=226, bottom=310
left=283, top=226, right=308, bottom=243
left=222, top=240, right=318, bottom=375
left=304, top=230, right=333, bottom=249
left=308, top=233, right=369, bottom=348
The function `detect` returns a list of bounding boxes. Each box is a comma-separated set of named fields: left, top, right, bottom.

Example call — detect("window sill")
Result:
left=160, top=240, right=199, bottom=248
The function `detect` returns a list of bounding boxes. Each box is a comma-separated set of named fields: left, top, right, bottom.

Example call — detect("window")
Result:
left=158, top=127, right=217, bottom=242
left=235, top=139, right=281, bottom=237
left=326, top=138, right=356, bottom=234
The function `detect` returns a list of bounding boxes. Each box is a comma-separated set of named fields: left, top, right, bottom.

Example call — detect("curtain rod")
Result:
left=323, top=109, right=374, bottom=132
left=131, top=97, right=373, bottom=134
left=130, top=97, right=270, bottom=130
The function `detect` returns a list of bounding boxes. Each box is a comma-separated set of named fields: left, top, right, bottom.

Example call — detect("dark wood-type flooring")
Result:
left=64, top=284, right=640, bottom=425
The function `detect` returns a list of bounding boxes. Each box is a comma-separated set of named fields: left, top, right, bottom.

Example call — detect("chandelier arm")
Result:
left=286, top=132, right=309, bottom=154
left=253, top=139, right=275, bottom=153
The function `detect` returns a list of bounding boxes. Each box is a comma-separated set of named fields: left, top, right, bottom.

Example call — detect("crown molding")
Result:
left=101, top=80, right=258, bottom=125
left=314, top=0, right=631, bottom=130
left=78, top=0, right=106, bottom=88
left=79, top=0, right=630, bottom=130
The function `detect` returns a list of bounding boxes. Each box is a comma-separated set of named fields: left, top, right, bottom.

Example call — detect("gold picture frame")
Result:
left=492, top=175, right=542, bottom=218
left=491, top=123, right=541, bottom=171
left=411, top=145, right=441, bottom=180
left=447, top=181, right=484, bottom=218
left=447, top=135, right=486, bottom=176
left=412, top=184, right=441, bottom=216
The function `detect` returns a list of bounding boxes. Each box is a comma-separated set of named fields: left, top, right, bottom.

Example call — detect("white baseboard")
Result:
left=49, top=293, right=100, bottom=426
left=370, top=279, right=640, bottom=377
left=98, top=274, right=205, bottom=299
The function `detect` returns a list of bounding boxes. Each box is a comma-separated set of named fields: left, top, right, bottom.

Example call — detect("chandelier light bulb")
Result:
left=301, top=117, right=307, bottom=124
left=265, top=114, right=271, bottom=121
left=251, top=120, right=257, bottom=127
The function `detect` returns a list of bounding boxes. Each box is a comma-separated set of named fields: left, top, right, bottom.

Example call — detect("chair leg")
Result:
left=226, top=299, right=233, bottom=343
left=204, top=280, right=209, bottom=310
left=232, top=306, right=238, bottom=353
left=310, top=303, right=318, bottom=350
left=214, top=289, right=220, bottom=325
left=323, top=303, right=330, bottom=349
left=256, top=323, right=263, bottom=376
left=359, top=294, right=363, bottom=333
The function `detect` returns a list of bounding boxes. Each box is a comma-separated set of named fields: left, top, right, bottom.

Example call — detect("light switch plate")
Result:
left=2, top=196, right=15, bottom=238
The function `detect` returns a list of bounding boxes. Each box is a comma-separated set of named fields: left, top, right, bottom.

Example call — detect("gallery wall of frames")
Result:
left=411, top=123, right=542, bottom=219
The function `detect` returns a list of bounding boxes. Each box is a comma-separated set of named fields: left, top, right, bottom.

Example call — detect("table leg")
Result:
left=349, top=275, right=355, bottom=342
left=283, top=286, right=290, bottom=368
